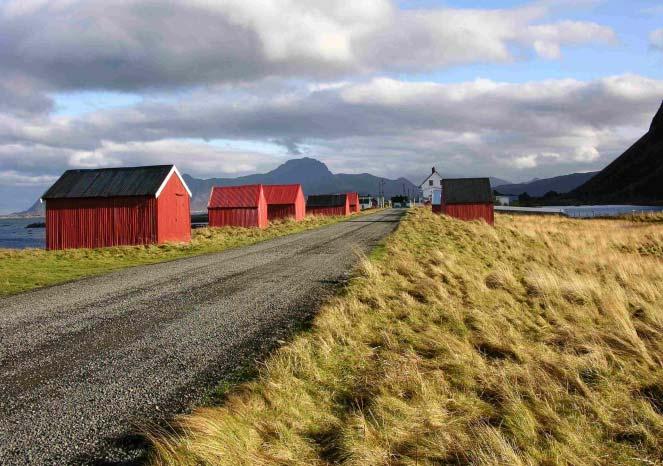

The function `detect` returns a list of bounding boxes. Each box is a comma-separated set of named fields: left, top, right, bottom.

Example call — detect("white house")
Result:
left=419, top=167, right=443, bottom=202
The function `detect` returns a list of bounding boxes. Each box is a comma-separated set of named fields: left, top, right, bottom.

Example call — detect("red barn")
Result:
left=441, top=178, right=494, bottom=225
left=306, top=194, right=350, bottom=216
left=263, top=184, right=305, bottom=221
left=42, top=165, right=191, bottom=250
left=346, top=192, right=360, bottom=213
left=208, top=184, right=268, bottom=228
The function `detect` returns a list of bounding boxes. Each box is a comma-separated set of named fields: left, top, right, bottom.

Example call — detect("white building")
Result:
left=495, top=195, right=510, bottom=206
left=419, top=167, right=443, bottom=202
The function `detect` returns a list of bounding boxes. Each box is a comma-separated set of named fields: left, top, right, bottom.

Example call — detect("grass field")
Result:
left=0, top=213, right=366, bottom=296
left=150, top=208, right=663, bottom=465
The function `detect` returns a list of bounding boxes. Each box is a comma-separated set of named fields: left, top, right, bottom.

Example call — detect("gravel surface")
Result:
left=0, top=209, right=404, bottom=465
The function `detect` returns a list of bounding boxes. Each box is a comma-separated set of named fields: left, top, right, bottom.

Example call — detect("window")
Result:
left=440, top=180, right=443, bottom=186
left=429, top=180, right=433, bottom=186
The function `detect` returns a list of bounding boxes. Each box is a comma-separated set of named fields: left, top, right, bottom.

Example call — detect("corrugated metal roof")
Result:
left=307, top=194, right=347, bottom=207
left=442, top=178, right=493, bottom=204
left=42, top=165, right=174, bottom=199
left=264, top=184, right=302, bottom=204
left=209, top=185, right=263, bottom=208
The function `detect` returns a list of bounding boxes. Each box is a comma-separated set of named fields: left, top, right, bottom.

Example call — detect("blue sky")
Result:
left=1, top=0, right=662, bottom=213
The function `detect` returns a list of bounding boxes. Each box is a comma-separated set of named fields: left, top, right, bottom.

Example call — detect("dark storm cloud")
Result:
left=0, top=0, right=615, bottom=92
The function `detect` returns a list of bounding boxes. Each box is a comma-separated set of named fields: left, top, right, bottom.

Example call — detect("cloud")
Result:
left=0, top=0, right=616, bottom=91
left=1, top=74, right=660, bottom=194
left=651, top=28, right=663, bottom=51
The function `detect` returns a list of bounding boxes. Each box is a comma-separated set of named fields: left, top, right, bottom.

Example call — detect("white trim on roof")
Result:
left=155, top=165, right=192, bottom=198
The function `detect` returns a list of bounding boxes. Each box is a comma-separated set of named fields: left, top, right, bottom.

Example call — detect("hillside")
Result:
left=183, top=158, right=418, bottom=211
left=150, top=209, right=663, bottom=465
left=495, top=171, right=597, bottom=197
left=574, top=101, right=663, bottom=203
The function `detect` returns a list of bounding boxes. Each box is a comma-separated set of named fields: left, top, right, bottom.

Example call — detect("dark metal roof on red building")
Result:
left=42, top=165, right=176, bottom=199
left=263, top=184, right=303, bottom=204
left=442, top=178, right=493, bottom=204
left=307, top=194, right=347, bottom=207
left=208, top=185, right=263, bottom=208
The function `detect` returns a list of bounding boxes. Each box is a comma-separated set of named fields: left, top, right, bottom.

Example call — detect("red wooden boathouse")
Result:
left=42, top=165, right=192, bottom=250
left=263, top=184, right=305, bottom=221
left=346, top=192, right=360, bottom=213
left=306, top=194, right=350, bottom=216
left=441, top=178, right=494, bottom=225
left=208, top=184, right=268, bottom=228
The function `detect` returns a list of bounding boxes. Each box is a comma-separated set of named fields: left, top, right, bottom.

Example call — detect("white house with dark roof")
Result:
left=419, top=167, right=443, bottom=203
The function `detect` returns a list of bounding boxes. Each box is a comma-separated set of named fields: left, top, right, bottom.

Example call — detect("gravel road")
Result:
left=0, top=209, right=404, bottom=465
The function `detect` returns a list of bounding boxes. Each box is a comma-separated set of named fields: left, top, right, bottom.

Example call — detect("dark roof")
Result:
left=42, top=165, right=175, bottom=199
left=306, top=194, right=347, bottom=207
left=442, top=178, right=493, bottom=204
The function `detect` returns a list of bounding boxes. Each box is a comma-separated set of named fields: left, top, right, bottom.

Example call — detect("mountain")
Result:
left=573, top=101, right=663, bottom=204
left=183, top=158, right=418, bottom=211
left=494, top=172, right=598, bottom=197
left=488, top=177, right=512, bottom=187
left=12, top=199, right=44, bottom=217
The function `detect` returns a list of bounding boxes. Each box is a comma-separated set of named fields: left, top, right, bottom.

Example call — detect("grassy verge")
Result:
left=150, top=208, right=663, bottom=465
left=0, top=212, right=376, bottom=296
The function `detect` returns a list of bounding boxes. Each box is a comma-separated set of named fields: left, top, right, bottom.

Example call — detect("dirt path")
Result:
left=0, top=209, right=404, bottom=465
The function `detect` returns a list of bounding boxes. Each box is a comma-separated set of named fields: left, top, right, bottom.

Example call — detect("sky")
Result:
left=0, top=0, right=662, bottom=213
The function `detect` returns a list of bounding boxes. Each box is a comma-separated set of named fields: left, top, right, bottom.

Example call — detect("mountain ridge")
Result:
left=15, top=158, right=420, bottom=215
left=183, top=158, right=419, bottom=211
left=494, top=171, right=598, bottom=197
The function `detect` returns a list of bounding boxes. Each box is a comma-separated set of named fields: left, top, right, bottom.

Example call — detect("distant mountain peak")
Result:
left=271, top=157, right=333, bottom=177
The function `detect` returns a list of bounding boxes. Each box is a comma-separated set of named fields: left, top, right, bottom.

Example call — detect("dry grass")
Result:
left=0, top=213, right=368, bottom=296
left=150, top=208, right=663, bottom=466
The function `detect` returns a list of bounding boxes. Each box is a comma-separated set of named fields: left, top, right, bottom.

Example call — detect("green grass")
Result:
left=0, top=213, right=375, bottom=296
left=149, top=208, right=663, bottom=466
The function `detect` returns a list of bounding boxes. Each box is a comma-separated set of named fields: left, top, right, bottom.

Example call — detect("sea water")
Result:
left=0, top=217, right=45, bottom=249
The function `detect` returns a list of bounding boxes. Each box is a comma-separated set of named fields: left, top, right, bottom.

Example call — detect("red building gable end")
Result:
left=157, top=172, right=191, bottom=244
left=263, top=184, right=305, bottom=221
left=43, top=165, right=191, bottom=250
left=346, top=192, right=360, bottom=213
left=208, top=184, right=268, bottom=228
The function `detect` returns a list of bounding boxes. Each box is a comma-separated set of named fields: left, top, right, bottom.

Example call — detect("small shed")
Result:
left=347, top=192, right=360, bottom=213
left=263, top=184, right=305, bottom=221
left=208, top=184, right=268, bottom=228
left=441, top=178, right=494, bottom=225
left=306, top=194, right=350, bottom=216
left=42, top=165, right=192, bottom=250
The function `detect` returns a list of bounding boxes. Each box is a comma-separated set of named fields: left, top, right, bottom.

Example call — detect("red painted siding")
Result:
left=208, top=208, right=266, bottom=228
left=46, top=196, right=157, bottom=250
left=208, top=185, right=268, bottom=228
left=442, top=203, right=494, bottom=225
left=157, top=174, right=191, bottom=244
left=346, top=192, right=360, bottom=213
left=432, top=204, right=442, bottom=214
left=306, top=204, right=350, bottom=217
left=264, top=184, right=305, bottom=221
